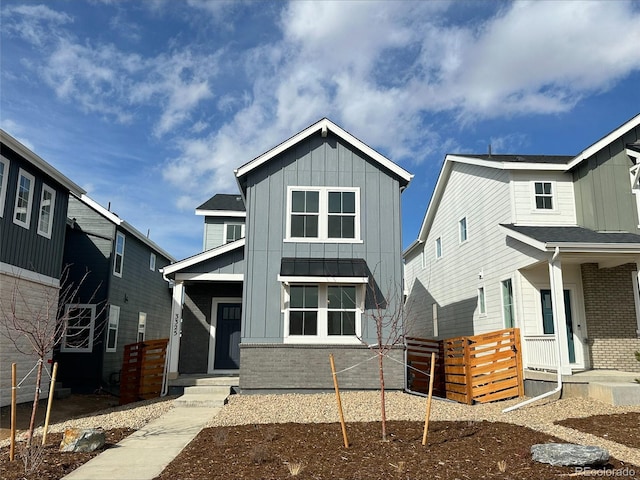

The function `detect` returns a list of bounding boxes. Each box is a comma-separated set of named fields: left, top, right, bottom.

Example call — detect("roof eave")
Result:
left=1, top=130, right=86, bottom=196
left=162, top=238, right=246, bottom=277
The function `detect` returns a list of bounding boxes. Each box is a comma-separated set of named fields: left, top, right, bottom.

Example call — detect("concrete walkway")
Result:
left=63, top=406, right=220, bottom=480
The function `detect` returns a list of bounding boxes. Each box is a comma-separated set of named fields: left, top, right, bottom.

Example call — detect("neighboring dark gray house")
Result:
left=163, top=118, right=413, bottom=392
left=0, top=130, right=85, bottom=406
left=54, top=194, right=175, bottom=392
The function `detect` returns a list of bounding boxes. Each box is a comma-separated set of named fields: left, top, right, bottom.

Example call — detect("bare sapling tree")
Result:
left=360, top=278, right=411, bottom=442
left=0, top=265, right=101, bottom=446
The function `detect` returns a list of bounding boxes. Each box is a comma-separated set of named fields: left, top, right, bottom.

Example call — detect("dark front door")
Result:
left=540, top=289, right=575, bottom=364
left=214, top=303, right=241, bottom=369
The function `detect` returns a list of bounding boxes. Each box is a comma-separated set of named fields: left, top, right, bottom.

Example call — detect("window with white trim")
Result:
left=435, top=237, right=442, bottom=259
left=286, top=187, right=360, bottom=242
left=13, top=168, right=35, bottom=229
left=61, top=304, right=96, bottom=352
left=106, top=305, right=120, bottom=352
left=149, top=252, right=156, bottom=271
left=225, top=223, right=244, bottom=243
left=478, top=287, right=486, bottom=315
left=0, top=156, right=9, bottom=217
left=501, top=279, right=515, bottom=328
left=533, top=181, right=553, bottom=210
left=459, top=217, right=467, bottom=243
left=432, top=303, right=439, bottom=337
left=37, top=184, right=56, bottom=238
left=113, top=232, right=125, bottom=277
left=137, top=312, right=147, bottom=342
left=284, top=283, right=363, bottom=343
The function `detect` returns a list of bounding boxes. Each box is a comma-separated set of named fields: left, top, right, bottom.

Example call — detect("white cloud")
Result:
left=2, top=4, right=73, bottom=46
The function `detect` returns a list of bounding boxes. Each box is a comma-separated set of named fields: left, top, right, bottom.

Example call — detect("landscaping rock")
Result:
left=531, top=443, right=609, bottom=466
left=59, top=428, right=106, bottom=452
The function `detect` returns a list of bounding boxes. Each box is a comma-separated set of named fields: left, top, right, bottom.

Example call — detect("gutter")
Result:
left=503, top=246, right=563, bottom=413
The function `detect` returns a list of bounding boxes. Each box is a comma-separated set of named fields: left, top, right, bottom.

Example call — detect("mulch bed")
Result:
left=155, top=421, right=636, bottom=480
left=0, top=429, right=133, bottom=480
left=557, top=412, right=640, bottom=449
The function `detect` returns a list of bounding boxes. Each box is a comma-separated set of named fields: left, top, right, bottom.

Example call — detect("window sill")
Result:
left=283, top=238, right=363, bottom=244
left=284, top=336, right=362, bottom=345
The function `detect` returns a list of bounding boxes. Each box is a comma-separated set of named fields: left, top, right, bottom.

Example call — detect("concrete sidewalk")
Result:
left=63, top=406, right=220, bottom=480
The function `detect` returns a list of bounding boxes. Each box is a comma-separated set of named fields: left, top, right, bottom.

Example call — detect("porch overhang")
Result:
left=161, top=238, right=246, bottom=282
left=500, top=224, right=640, bottom=255
left=277, top=258, right=369, bottom=284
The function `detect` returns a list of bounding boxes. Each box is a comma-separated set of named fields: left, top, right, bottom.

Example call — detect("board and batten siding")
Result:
left=0, top=147, right=70, bottom=279
left=242, top=131, right=404, bottom=344
left=404, top=162, right=547, bottom=341
left=510, top=171, right=576, bottom=226
left=572, top=125, right=639, bottom=233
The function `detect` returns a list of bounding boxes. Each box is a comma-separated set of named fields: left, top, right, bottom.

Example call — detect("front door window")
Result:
left=540, top=289, right=575, bottom=364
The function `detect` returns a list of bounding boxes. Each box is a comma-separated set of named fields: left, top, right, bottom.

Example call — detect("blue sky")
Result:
left=2, top=0, right=640, bottom=260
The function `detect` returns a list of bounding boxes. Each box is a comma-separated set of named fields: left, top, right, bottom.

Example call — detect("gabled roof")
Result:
left=76, top=194, right=176, bottom=262
left=161, top=238, right=245, bottom=278
left=1, top=129, right=85, bottom=196
left=234, top=118, right=413, bottom=191
left=500, top=224, right=640, bottom=253
left=195, top=193, right=245, bottom=217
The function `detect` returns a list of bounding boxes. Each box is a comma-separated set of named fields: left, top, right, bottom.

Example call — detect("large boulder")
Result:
left=531, top=443, right=609, bottom=467
left=59, top=428, right=106, bottom=453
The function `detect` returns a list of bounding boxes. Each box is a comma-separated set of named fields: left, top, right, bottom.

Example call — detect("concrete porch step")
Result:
left=588, top=382, right=640, bottom=406
left=169, top=375, right=239, bottom=388
left=173, top=385, right=232, bottom=408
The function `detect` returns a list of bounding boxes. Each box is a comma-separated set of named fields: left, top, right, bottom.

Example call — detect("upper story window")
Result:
left=534, top=181, right=553, bottom=210
left=113, top=232, right=125, bottom=277
left=435, top=237, right=442, bottom=259
left=37, top=184, right=56, bottom=238
left=286, top=187, right=360, bottom=242
left=478, top=286, right=486, bottom=315
left=13, top=168, right=35, bottom=229
left=137, top=312, right=147, bottom=342
left=459, top=217, right=467, bottom=243
left=149, top=252, right=156, bottom=271
left=0, top=156, right=9, bottom=217
left=225, top=223, right=244, bottom=243
left=106, top=305, right=120, bottom=353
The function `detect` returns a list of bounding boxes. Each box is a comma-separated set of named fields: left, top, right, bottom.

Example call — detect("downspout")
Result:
left=503, top=247, right=562, bottom=413
left=160, top=268, right=173, bottom=397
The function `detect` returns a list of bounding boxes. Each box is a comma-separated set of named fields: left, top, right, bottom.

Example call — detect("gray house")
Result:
left=0, top=130, right=85, bottom=406
left=163, top=118, right=413, bottom=392
left=54, top=194, right=176, bottom=392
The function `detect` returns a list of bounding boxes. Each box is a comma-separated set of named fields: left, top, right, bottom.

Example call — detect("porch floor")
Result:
left=524, top=369, right=638, bottom=384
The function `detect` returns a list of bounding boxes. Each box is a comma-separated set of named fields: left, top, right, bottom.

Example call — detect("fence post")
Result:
left=463, top=337, right=473, bottom=405
left=513, top=328, right=525, bottom=397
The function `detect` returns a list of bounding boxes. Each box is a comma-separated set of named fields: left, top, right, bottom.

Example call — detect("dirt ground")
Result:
left=0, top=393, right=118, bottom=442
left=0, top=400, right=638, bottom=480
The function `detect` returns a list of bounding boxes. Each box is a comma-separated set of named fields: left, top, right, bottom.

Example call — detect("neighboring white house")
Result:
left=404, top=114, right=640, bottom=378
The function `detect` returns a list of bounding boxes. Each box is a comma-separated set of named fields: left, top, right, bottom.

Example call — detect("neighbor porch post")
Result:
left=548, top=248, right=572, bottom=375
left=168, top=281, right=184, bottom=378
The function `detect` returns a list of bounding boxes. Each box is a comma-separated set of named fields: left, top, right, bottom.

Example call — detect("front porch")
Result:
left=524, top=369, right=640, bottom=406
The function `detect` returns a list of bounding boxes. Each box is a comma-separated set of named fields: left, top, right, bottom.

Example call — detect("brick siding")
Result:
left=239, top=344, right=405, bottom=391
left=581, top=263, right=640, bottom=372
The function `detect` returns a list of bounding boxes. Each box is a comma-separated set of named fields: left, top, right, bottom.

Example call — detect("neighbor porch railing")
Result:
left=522, top=335, right=558, bottom=370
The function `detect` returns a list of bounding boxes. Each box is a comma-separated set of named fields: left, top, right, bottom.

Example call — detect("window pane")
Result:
left=535, top=182, right=543, bottom=195
left=290, top=286, right=304, bottom=308
left=290, top=312, right=303, bottom=335
left=306, top=215, right=318, bottom=237
left=306, top=191, right=319, bottom=213
left=342, top=192, right=355, bottom=213
left=291, top=215, right=304, bottom=237
left=328, top=192, right=341, bottom=213
left=341, top=286, right=356, bottom=309
left=543, top=182, right=552, bottom=194
left=328, top=311, right=341, bottom=335
left=292, top=191, right=305, bottom=212
left=107, top=329, right=117, bottom=349
left=341, top=217, right=354, bottom=238
left=342, top=311, right=356, bottom=335
left=328, top=215, right=341, bottom=238
left=304, top=286, right=318, bottom=308
left=303, top=312, right=317, bottom=335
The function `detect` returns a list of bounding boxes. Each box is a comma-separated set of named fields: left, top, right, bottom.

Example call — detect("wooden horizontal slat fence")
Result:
left=119, top=338, right=168, bottom=405
left=405, top=336, right=445, bottom=397
left=406, top=328, right=523, bottom=405
left=444, top=328, right=523, bottom=404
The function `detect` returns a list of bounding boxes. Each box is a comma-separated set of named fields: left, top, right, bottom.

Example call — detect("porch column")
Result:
left=548, top=248, right=572, bottom=375
left=167, top=281, right=184, bottom=378
left=635, top=261, right=640, bottom=338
